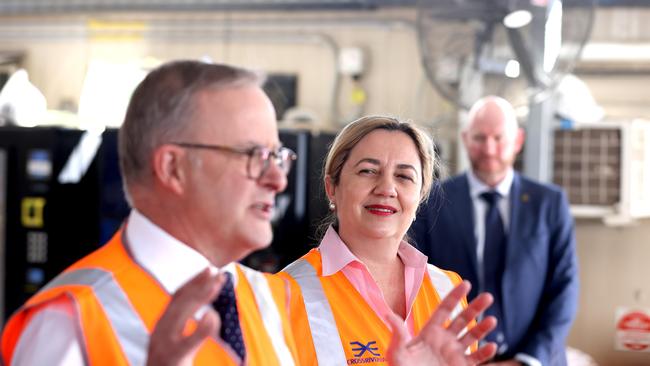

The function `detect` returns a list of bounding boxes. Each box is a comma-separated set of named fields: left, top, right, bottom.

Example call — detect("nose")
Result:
left=258, top=158, right=288, bottom=193
left=483, top=137, right=498, bottom=155
left=373, top=174, right=397, bottom=197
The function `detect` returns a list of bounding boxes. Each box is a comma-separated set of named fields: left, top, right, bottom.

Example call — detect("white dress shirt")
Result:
left=466, top=169, right=541, bottom=366
left=466, top=169, right=513, bottom=290
left=11, top=209, right=226, bottom=366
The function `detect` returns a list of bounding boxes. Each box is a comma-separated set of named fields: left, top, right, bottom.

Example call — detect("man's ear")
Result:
left=514, top=127, right=525, bottom=154
left=460, top=130, right=469, bottom=150
left=324, top=175, right=336, bottom=204
left=151, top=144, right=187, bottom=195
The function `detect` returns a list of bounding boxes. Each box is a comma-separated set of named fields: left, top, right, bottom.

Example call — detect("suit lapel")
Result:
left=448, top=174, right=480, bottom=281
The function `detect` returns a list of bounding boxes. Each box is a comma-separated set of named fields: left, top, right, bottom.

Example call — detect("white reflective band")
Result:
left=42, top=268, right=148, bottom=365
left=282, top=259, right=346, bottom=366
left=426, top=265, right=466, bottom=333
left=239, top=266, right=295, bottom=366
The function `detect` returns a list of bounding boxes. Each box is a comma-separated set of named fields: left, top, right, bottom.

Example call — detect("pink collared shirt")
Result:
left=319, top=226, right=429, bottom=336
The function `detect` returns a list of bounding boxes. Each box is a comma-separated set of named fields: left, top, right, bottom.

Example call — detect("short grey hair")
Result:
left=118, top=60, right=264, bottom=199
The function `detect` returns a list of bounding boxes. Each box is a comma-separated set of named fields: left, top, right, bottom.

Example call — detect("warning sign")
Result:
left=615, top=307, right=650, bottom=352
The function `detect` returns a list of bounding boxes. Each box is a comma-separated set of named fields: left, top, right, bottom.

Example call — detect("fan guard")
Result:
left=417, top=0, right=596, bottom=110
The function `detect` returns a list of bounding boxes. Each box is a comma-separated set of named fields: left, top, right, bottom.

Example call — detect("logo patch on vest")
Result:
left=347, top=341, right=386, bottom=364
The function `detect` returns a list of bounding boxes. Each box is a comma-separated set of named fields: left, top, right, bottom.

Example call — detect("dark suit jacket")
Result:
left=410, top=172, right=579, bottom=366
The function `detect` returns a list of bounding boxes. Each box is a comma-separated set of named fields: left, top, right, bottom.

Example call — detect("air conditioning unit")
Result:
left=552, top=119, right=650, bottom=226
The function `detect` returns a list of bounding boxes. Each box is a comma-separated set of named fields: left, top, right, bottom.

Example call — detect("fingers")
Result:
left=385, top=312, right=409, bottom=365
left=466, top=342, right=498, bottom=365
left=420, top=281, right=471, bottom=333
left=147, top=269, right=226, bottom=366
left=156, top=269, right=225, bottom=338
left=181, top=308, right=221, bottom=352
left=446, top=292, right=494, bottom=335
left=458, top=315, right=497, bottom=349
left=386, top=311, right=410, bottom=346
left=437, top=338, right=467, bottom=366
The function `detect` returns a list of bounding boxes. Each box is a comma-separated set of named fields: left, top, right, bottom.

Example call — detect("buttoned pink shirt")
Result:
left=319, top=226, right=429, bottom=336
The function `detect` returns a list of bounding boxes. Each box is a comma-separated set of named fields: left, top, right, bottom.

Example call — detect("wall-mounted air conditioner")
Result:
left=552, top=119, right=650, bottom=226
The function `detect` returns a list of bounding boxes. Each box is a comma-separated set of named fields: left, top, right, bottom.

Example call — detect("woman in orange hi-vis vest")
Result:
left=279, top=116, right=497, bottom=366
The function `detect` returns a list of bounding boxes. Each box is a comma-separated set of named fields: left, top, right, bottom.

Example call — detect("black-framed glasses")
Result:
left=171, top=142, right=297, bottom=180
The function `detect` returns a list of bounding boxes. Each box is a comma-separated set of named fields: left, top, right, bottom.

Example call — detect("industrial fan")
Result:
left=417, top=0, right=596, bottom=110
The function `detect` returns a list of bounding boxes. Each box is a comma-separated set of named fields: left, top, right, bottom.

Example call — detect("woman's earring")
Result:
left=329, top=201, right=336, bottom=211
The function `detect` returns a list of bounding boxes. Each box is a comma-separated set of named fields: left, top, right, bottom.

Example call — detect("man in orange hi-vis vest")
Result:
left=2, top=61, right=300, bottom=366
left=2, top=60, right=497, bottom=366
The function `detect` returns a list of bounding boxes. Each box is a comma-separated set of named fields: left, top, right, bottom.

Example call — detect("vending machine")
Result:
left=0, top=127, right=129, bottom=324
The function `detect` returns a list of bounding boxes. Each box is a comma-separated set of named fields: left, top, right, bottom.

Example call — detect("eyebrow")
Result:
left=396, top=164, right=418, bottom=174
left=354, top=158, right=380, bottom=167
left=354, top=158, right=418, bottom=173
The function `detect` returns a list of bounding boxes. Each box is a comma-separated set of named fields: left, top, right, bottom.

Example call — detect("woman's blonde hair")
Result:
left=324, top=115, right=437, bottom=204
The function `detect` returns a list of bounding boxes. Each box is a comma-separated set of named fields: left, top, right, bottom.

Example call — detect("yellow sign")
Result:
left=21, top=197, right=46, bottom=228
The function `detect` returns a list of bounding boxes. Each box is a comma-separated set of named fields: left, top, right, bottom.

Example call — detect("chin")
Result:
left=243, top=225, right=274, bottom=251
left=478, top=167, right=505, bottom=178
left=361, top=225, right=398, bottom=240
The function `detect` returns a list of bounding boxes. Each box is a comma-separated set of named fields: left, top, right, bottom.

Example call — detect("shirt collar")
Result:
left=125, top=209, right=229, bottom=294
left=467, top=168, right=514, bottom=200
left=319, top=225, right=428, bottom=276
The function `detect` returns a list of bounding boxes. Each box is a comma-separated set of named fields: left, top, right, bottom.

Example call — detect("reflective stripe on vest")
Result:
left=282, top=258, right=347, bottom=366
left=426, top=265, right=466, bottom=338
left=42, top=268, right=148, bottom=365
left=239, top=267, right=295, bottom=366
left=285, top=258, right=466, bottom=364
left=426, top=264, right=462, bottom=318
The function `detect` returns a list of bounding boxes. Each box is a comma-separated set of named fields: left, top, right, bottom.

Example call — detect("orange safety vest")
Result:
left=279, top=248, right=470, bottom=366
left=1, top=231, right=298, bottom=366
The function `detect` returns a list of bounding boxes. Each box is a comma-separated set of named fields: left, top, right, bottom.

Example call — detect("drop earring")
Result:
left=329, top=201, right=336, bottom=211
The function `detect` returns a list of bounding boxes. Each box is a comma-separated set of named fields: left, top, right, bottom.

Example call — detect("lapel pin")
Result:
left=521, top=193, right=529, bottom=203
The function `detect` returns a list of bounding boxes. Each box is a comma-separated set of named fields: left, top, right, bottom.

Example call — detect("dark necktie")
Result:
left=212, top=272, right=246, bottom=361
left=480, top=191, right=506, bottom=348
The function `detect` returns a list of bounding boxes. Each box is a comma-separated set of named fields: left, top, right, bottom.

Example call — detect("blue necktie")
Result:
left=480, top=191, right=506, bottom=348
left=213, top=272, right=246, bottom=361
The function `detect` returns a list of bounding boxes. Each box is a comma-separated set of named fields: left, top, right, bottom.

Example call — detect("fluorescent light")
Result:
left=503, top=10, right=532, bottom=29
left=505, top=59, right=521, bottom=78
left=544, top=0, right=563, bottom=72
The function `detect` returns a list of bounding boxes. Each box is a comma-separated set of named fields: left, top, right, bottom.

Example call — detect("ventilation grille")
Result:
left=553, top=128, right=622, bottom=206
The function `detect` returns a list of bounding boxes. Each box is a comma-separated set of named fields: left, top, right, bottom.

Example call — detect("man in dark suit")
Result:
left=411, top=96, right=579, bottom=366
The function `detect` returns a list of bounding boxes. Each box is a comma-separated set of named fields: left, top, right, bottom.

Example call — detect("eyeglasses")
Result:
left=171, top=142, right=297, bottom=180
